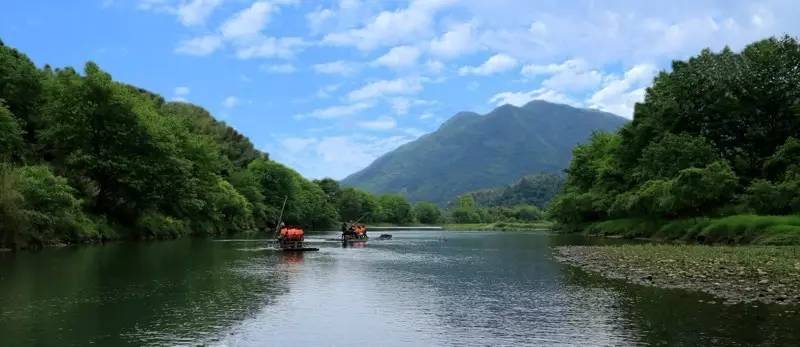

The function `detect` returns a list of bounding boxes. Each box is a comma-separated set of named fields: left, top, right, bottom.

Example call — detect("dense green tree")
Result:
left=314, top=177, right=341, bottom=204
left=0, top=101, right=24, bottom=161
left=462, top=173, right=564, bottom=209
left=0, top=41, right=42, bottom=137
left=378, top=194, right=414, bottom=224
left=0, top=165, right=92, bottom=248
left=553, top=37, right=800, bottom=228
left=413, top=201, right=441, bottom=224
left=635, top=133, right=719, bottom=181
left=762, top=137, right=800, bottom=181
left=336, top=187, right=382, bottom=222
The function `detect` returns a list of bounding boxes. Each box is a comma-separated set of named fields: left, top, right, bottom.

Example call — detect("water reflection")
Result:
left=1, top=232, right=799, bottom=346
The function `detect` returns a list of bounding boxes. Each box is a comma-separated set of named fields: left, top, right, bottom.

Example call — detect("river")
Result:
left=1, top=230, right=799, bottom=346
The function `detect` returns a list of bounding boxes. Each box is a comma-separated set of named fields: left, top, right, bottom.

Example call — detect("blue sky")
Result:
left=1, top=0, right=798, bottom=179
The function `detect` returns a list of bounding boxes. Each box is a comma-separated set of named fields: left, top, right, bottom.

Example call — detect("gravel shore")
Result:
left=555, top=245, right=800, bottom=305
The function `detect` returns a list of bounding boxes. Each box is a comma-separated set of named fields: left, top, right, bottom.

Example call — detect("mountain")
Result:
left=341, top=100, right=629, bottom=204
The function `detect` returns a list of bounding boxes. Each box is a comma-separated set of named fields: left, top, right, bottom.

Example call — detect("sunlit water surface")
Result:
left=1, top=231, right=798, bottom=346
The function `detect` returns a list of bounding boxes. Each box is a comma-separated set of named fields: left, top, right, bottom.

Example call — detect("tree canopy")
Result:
left=551, top=36, right=800, bottom=228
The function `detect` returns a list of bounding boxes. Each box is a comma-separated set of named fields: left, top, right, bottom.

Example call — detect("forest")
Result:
left=0, top=40, right=440, bottom=250
left=550, top=36, right=800, bottom=244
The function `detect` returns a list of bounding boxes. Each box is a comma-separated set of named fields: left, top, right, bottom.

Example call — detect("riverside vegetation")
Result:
left=550, top=36, right=800, bottom=244
left=551, top=37, right=800, bottom=304
left=0, top=39, right=556, bottom=250
left=0, top=40, right=446, bottom=250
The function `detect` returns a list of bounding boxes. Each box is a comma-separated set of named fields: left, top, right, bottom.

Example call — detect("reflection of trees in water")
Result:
left=557, top=249, right=800, bottom=346
left=0, top=239, right=294, bottom=346
left=368, top=233, right=637, bottom=345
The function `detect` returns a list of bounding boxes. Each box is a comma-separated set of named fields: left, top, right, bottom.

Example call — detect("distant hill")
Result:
left=458, top=173, right=565, bottom=209
left=341, top=100, right=629, bottom=204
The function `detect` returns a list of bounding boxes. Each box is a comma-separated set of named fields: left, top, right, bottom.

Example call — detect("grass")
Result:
left=444, top=220, right=553, bottom=231
left=581, top=214, right=800, bottom=245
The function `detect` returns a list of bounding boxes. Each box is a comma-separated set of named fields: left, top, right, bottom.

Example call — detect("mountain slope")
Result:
left=341, top=100, right=629, bottom=203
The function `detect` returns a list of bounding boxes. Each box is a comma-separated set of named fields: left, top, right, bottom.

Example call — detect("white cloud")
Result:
left=312, top=60, right=357, bottom=76
left=389, top=97, right=435, bottom=115
left=297, top=102, right=373, bottom=119
left=223, top=96, right=240, bottom=108
left=233, top=36, right=306, bottom=59
left=260, top=63, right=296, bottom=74
left=425, top=60, right=444, bottom=74
left=529, top=21, right=547, bottom=36
left=220, top=1, right=273, bottom=39
left=175, top=35, right=222, bottom=55
left=138, top=0, right=170, bottom=11
left=348, top=77, right=423, bottom=101
left=419, top=112, right=434, bottom=120
left=391, top=98, right=411, bottom=115
left=177, top=0, right=222, bottom=26
left=489, top=88, right=579, bottom=108
left=358, top=117, right=397, bottom=130
left=281, top=137, right=317, bottom=153
left=315, top=84, right=341, bottom=99
left=522, top=58, right=604, bottom=92
left=373, top=45, right=421, bottom=69
left=429, top=22, right=477, bottom=59
left=174, top=1, right=304, bottom=60
left=587, top=64, right=658, bottom=118
left=312, top=135, right=413, bottom=178
left=459, top=54, right=518, bottom=76
left=322, top=0, right=457, bottom=51
left=174, top=86, right=190, bottom=96
left=306, top=8, right=334, bottom=34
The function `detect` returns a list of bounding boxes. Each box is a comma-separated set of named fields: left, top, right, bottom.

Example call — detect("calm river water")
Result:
left=1, top=230, right=799, bottom=346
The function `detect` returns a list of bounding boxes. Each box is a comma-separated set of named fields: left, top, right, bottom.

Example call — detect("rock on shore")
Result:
left=555, top=245, right=800, bottom=305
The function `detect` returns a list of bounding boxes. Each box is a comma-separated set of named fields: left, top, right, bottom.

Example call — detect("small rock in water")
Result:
left=759, top=279, right=769, bottom=284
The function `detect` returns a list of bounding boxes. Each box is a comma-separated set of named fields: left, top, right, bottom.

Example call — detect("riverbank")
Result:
left=556, top=244, right=800, bottom=305
left=444, top=221, right=552, bottom=231
left=572, top=215, right=800, bottom=245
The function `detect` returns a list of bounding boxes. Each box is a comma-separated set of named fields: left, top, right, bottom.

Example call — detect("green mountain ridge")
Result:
left=341, top=100, right=629, bottom=204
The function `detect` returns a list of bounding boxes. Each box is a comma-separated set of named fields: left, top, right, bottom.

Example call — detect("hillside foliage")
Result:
left=551, top=37, right=800, bottom=234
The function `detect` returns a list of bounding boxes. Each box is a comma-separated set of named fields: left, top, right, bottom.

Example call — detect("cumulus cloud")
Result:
left=318, top=135, right=414, bottom=178
left=358, top=117, right=397, bottom=130
left=281, top=137, right=318, bottom=153
left=425, top=60, right=445, bottom=74
left=175, top=35, right=222, bottom=55
left=322, top=0, right=457, bottom=51
left=373, top=45, right=421, bottom=69
left=489, top=88, right=580, bottom=108
left=175, top=1, right=304, bottom=59
left=429, top=21, right=477, bottom=59
left=260, top=63, right=296, bottom=74
left=347, top=77, right=423, bottom=101
left=306, top=7, right=335, bottom=34
left=223, top=96, right=240, bottom=108
left=459, top=54, right=518, bottom=76
left=312, top=60, right=358, bottom=76
left=220, top=1, right=273, bottom=39
left=174, top=86, right=190, bottom=96
left=521, top=58, right=604, bottom=92
left=315, top=84, right=341, bottom=99
left=232, top=36, right=306, bottom=59
left=297, top=102, right=373, bottom=119
left=177, top=0, right=222, bottom=26
left=587, top=64, right=659, bottom=118
left=171, top=86, right=190, bottom=101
